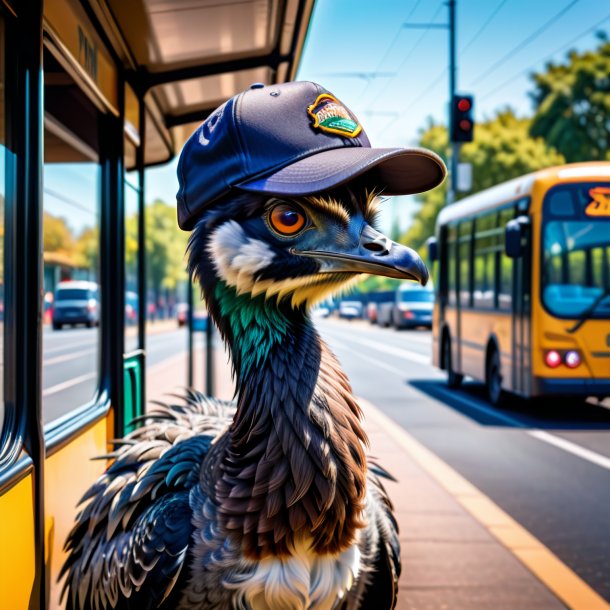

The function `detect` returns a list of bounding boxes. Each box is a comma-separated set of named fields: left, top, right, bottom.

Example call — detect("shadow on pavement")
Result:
left=409, top=378, right=610, bottom=431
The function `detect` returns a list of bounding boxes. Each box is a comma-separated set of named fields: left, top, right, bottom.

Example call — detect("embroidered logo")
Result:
left=307, top=94, right=362, bottom=138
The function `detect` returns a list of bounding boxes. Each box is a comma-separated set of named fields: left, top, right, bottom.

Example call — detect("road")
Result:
left=41, top=318, right=610, bottom=602
left=315, top=317, right=610, bottom=604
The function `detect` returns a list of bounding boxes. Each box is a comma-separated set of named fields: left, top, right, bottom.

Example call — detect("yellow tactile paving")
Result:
left=362, top=398, right=610, bottom=610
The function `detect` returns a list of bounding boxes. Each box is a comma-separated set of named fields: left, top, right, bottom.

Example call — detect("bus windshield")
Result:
left=542, top=183, right=610, bottom=318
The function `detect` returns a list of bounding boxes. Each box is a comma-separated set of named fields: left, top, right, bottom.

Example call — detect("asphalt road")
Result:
left=315, top=317, right=610, bottom=603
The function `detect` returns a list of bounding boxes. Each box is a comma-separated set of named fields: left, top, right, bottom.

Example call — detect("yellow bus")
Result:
left=430, top=162, right=610, bottom=405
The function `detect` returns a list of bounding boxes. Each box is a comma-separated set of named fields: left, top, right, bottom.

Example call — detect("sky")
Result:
left=146, top=0, right=610, bottom=234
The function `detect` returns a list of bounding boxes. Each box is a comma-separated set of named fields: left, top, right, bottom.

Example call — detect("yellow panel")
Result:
left=0, top=474, right=35, bottom=610
left=44, top=0, right=118, bottom=110
left=125, top=83, right=140, bottom=143
left=45, top=417, right=109, bottom=610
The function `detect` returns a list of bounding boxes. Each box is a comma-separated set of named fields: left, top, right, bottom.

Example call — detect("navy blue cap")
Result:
left=176, top=81, right=446, bottom=230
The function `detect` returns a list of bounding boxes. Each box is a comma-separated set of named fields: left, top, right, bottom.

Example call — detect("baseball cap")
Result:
left=176, top=81, right=446, bottom=230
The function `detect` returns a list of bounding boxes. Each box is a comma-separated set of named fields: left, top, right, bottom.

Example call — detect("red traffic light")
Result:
left=457, top=98, right=471, bottom=112
left=451, top=94, right=474, bottom=143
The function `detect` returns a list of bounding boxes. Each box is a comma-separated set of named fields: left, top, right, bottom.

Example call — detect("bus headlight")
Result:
left=544, top=350, right=562, bottom=368
left=564, top=350, right=581, bottom=369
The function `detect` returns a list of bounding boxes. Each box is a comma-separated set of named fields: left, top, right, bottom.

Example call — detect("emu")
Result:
left=61, top=81, right=445, bottom=610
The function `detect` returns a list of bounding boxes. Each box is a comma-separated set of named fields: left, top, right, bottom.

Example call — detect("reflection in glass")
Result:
left=43, top=50, right=102, bottom=425
left=125, top=166, right=140, bottom=353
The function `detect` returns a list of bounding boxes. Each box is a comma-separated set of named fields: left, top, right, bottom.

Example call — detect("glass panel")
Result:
left=542, top=220, right=610, bottom=318
left=459, top=220, right=472, bottom=307
left=43, top=51, right=101, bottom=425
left=144, top=163, right=191, bottom=404
left=0, top=17, right=5, bottom=436
left=498, top=207, right=515, bottom=311
left=447, top=225, right=457, bottom=305
left=542, top=183, right=610, bottom=318
left=473, top=214, right=497, bottom=309
left=125, top=177, right=140, bottom=353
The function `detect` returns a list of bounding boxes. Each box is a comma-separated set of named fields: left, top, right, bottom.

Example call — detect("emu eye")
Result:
left=268, top=203, right=306, bottom=236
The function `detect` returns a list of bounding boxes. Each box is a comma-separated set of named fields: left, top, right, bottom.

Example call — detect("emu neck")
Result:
left=210, top=281, right=368, bottom=559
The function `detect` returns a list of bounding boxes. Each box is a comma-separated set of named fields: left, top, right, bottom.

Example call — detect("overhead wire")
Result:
left=368, top=1, right=445, bottom=128
left=469, top=0, right=581, bottom=86
left=359, top=0, right=425, bottom=100
left=479, top=11, right=610, bottom=101
left=460, top=0, right=508, bottom=56
left=379, top=0, right=507, bottom=136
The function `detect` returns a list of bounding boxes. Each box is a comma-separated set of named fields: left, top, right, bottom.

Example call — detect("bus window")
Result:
left=473, top=213, right=497, bottom=309
left=447, top=225, right=457, bottom=305
left=458, top=220, right=472, bottom=307
left=498, top=207, right=515, bottom=311
left=542, top=183, right=610, bottom=319
left=42, top=51, right=102, bottom=425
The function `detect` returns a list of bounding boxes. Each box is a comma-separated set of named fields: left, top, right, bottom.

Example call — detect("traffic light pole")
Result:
left=448, top=0, right=458, bottom=205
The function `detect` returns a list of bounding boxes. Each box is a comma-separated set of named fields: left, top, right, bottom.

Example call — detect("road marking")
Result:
left=322, top=329, right=430, bottom=365
left=529, top=430, right=610, bottom=471
left=325, top=329, right=610, bottom=474
left=43, top=348, right=96, bottom=366
left=362, top=398, right=610, bottom=610
left=43, top=372, right=97, bottom=397
left=43, top=339, right=97, bottom=355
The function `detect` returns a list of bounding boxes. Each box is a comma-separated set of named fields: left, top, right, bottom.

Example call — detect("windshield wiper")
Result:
left=567, top=285, right=610, bottom=334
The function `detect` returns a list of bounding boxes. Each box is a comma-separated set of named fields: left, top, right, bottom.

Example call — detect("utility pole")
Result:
left=448, top=0, right=458, bottom=205
left=401, top=1, right=459, bottom=203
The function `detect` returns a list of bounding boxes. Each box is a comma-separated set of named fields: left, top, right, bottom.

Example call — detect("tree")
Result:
left=529, top=36, right=610, bottom=162
left=400, top=110, right=564, bottom=255
left=43, top=212, right=75, bottom=256
left=145, top=199, right=189, bottom=306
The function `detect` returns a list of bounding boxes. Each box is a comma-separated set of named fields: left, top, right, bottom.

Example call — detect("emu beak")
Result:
left=293, top=224, right=429, bottom=286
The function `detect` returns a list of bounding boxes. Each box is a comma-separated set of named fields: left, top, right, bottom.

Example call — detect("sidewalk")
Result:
left=144, top=345, right=605, bottom=610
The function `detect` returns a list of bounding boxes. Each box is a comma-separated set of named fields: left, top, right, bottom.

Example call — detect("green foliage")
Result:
left=145, top=199, right=190, bottom=297
left=530, top=36, right=610, bottom=162
left=401, top=110, right=564, bottom=254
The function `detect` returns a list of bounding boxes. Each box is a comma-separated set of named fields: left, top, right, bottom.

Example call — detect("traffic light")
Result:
left=451, top=94, right=474, bottom=142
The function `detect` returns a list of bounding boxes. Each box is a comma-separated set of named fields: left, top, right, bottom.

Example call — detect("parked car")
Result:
left=338, top=301, right=363, bottom=320
left=52, top=281, right=99, bottom=330
left=378, top=284, right=434, bottom=329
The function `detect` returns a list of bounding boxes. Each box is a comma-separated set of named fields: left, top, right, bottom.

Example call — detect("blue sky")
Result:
left=147, top=0, right=610, bottom=234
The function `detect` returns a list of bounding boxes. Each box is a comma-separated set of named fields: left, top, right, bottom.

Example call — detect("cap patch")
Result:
left=307, top=94, right=362, bottom=138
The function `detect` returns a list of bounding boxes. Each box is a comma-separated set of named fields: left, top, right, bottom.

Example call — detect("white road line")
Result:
left=325, top=327, right=610, bottom=474
left=43, top=348, right=96, bottom=366
left=43, top=372, right=97, bottom=397
left=529, top=430, right=610, bottom=471
left=43, top=339, right=97, bottom=355
left=322, top=329, right=430, bottom=365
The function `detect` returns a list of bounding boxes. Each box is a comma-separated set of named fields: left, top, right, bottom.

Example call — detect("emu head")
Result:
left=187, top=184, right=428, bottom=311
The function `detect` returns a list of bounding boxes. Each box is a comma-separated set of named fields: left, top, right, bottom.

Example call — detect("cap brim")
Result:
left=237, top=147, right=446, bottom=197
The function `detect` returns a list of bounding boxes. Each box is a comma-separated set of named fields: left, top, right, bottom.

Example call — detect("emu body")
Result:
left=61, top=190, right=412, bottom=609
